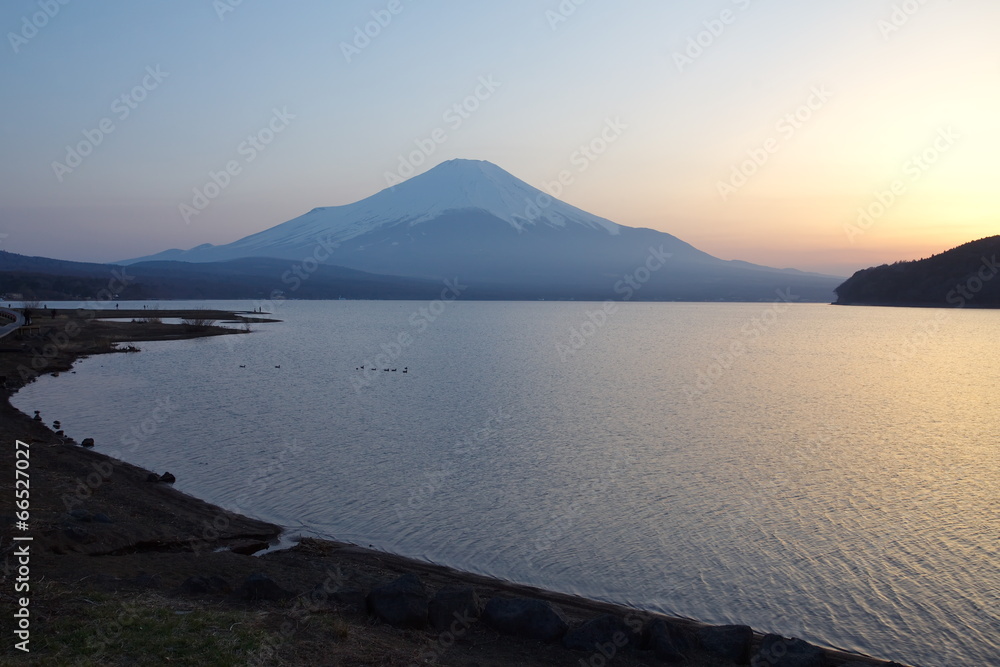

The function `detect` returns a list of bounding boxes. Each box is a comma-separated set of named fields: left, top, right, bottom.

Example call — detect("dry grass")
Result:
left=23, top=592, right=277, bottom=666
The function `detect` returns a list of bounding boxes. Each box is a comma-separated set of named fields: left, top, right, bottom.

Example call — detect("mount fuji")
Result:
left=126, top=159, right=842, bottom=301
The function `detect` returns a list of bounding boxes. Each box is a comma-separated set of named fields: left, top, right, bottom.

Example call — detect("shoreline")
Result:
left=1, top=310, right=913, bottom=665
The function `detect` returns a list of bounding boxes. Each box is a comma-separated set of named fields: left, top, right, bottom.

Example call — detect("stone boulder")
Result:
left=159, top=472, right=176, bottom=484
left=181, top=575, right=231, bottom=595
left=80, top=438, right=95, bottom=448
left=695, top=624, right=754, bottom=664
left=238, top=573, right=292, bottom=601
left=62, top=525, right=94, bottom=543
left=481, top=597, right=568, bottom=643
left=428, top=587, right=482, bottom=632
left=752, top=634, right=825, bottom=667
left=564, top=613, right=642, bottom=654
left=366, top=573, right=429, bottom=629
left=645, top=618, right=693, bottom=663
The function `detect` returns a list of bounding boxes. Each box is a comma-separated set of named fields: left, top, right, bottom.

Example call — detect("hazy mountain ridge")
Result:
left=834, top=236, right=1000, bottom=307
left=124, top=159, right=843, bottom=302
left=0, top=252, right=448, bottom=301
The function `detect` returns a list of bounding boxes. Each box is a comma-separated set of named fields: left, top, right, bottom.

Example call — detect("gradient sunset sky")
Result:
left=2, top=0, right=998, bottom=276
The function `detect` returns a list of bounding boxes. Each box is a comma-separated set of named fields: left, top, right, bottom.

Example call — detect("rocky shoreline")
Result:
left=1, top=309, right=913, bottom=665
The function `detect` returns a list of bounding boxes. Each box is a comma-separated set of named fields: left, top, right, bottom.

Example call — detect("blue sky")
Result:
left=2, top=0, right=998, bottom=275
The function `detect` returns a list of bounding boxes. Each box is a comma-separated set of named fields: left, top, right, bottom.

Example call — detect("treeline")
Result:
left=834, top=236, right=1000, bottom=307
left=0, top=272, right=146, bottom=301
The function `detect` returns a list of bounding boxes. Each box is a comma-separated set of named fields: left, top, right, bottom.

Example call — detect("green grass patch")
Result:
left=28, top=593, right=277, bottom=666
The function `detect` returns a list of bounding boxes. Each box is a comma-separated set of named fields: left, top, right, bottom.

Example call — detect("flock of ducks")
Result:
left=235, top=364, right=407, bottom=372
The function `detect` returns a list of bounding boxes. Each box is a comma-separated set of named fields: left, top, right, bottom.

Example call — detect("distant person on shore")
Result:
left=23, top=308, right=31, bottom=325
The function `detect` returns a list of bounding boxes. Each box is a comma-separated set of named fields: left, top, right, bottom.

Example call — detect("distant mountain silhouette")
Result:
left=0, top=251, right=448, bottom=301
left=834, top=236, right=1000, bottom=307
left=124, top=159, right=843, bottom=302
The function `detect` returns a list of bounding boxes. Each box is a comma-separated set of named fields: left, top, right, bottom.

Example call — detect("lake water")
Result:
left=14, top=300, right=999, bottom=666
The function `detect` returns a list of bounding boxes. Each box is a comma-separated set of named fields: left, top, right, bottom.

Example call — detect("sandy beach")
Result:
left=1, top=309, right=910, bottom=666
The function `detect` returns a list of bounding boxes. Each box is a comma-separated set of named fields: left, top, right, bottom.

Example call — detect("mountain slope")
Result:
left=834, top=236, right=1000, bottom=307
left=125, top=159, right=843, bottom=301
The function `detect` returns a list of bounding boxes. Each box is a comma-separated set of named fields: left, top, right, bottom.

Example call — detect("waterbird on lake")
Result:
left=275, top=365, right=281, bottom=369
left=402, top=367, right=408, bottom=373
left=239, top=365, right=246, bottom=368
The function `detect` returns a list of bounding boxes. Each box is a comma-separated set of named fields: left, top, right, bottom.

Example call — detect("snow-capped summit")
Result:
left=125, top=159, right=842, bottom=301
left=374, top=159, right=621, bottom=234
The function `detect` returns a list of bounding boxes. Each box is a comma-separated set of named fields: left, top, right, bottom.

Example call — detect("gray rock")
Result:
left=80, top=437, right=95, bottom=448
left=367, top=573, right=429, bottom=629
left=182, top=575, right=231, bottom=595
left=429, top=587, right=482, bottom=632
left=309, top=583, right=366, bottom=611
left=646, top=618, right=693, bottom=663
left=752, top=634, right=825, bottom=667
left=159, top=472, right=176, bottom=484
left=481, top=597, right=568, bottom=643
left=696, top=624, right=753, bottom=664
left=564, top=613, right=642, bottom=654
left=63, top=526, right=93, bottom=543
left=239, top=573, right=292, bottom=601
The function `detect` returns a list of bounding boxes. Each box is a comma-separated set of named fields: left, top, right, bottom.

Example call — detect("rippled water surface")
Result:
left=15, top=301, right=999, bottom=666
